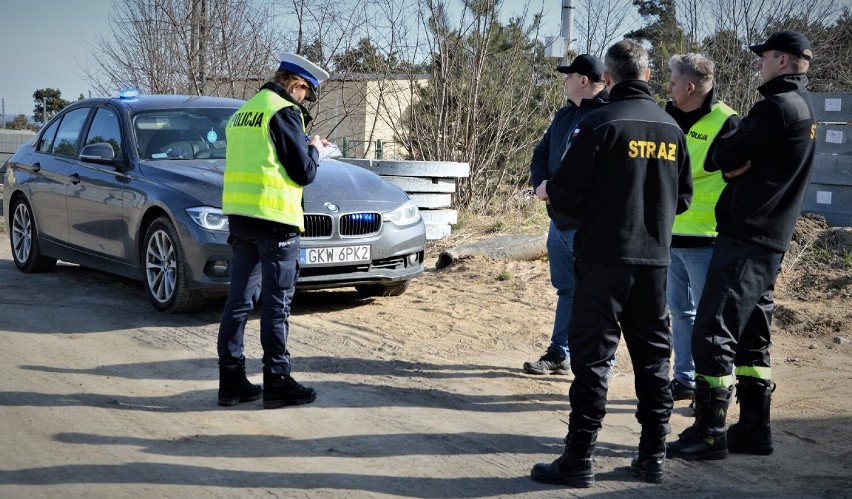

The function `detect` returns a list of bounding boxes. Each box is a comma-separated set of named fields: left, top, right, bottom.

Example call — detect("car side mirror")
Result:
left=80, top=142, right=117, bottom=163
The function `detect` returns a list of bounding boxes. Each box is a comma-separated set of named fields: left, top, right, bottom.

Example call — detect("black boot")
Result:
left=631, top=434, right=666, bottom=483
left=666, top=379, right=731, bottom=460
left=530, top=432, right=596, bottom=487
left=728, top=377, right=775, bottom=455
left=218, top=361, right=262, bottom=406
left=263, top=369, right=316, bottom=409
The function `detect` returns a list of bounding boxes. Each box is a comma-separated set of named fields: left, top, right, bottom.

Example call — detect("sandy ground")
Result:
left=0, top=216, right=851, bottom=498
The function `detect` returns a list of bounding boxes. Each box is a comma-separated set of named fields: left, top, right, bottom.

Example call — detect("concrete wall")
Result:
left=804, top=92, right=852, bottom=227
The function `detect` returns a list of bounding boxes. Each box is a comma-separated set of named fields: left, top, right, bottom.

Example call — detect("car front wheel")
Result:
left=142, top=217, right=206, bottom=313
left=9, top=197, right=57, bottom=273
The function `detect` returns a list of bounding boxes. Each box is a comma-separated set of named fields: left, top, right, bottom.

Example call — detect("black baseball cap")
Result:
left=557, top=54, right=605, bottom=82
left=749, top=30, right=812, bottom=60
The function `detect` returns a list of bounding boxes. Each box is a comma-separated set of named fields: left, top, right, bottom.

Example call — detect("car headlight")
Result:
left=384, top=200, right=421, bottom=226
left=187, top=207, right=229, bottom=232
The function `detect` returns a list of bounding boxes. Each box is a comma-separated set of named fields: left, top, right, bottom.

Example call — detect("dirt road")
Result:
left=1, top=219, right=851, bottom=498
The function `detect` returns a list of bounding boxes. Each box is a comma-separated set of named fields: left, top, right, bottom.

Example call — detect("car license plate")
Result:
left=300, top=245, right=371, bottom=265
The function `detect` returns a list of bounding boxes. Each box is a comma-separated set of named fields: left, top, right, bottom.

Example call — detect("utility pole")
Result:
left=561, top=0, right=575, bottom=65
left=190, top=0, right=207, bottom=94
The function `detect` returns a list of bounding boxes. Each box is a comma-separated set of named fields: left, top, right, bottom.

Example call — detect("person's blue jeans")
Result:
left=218, top=234, right=301, bottom=375
left=546, top=222, right=575, bottom=360
left=666, top=245, right=713, bottom=388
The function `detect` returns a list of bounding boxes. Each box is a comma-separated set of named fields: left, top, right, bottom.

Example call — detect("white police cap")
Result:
left=277, top=52, right=329, bottom=101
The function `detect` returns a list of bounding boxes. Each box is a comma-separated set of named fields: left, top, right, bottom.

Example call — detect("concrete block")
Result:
left=816, top=125, right=851, bottom=156
left=409, top=193, right=452, bottom=209
left=803, top=183, right=852, bottom=227
left=426, top=223, right=453, bottom=240
left=340, top=158, right=470, bottom=178
left=813, top=92, right=852, bottom=123
left=382, top=175, right=457, bottom=193
left=420, top=209, right=458, bottom=225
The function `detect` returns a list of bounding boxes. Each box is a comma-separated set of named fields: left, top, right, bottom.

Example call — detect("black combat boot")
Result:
left=530, top=432, right=596, bottom=487
left=631, top=433, right=666, bottom=483
left=218, top=361, right=263, bottom=406
left=727, top=377, right=775, bottom=455
left=666, top=379, right=732, bottom=460
left=263, top=369, right=317, bottom=409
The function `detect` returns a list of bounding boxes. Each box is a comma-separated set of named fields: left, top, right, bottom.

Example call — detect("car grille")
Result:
left=302, top=212, right=382, bottom=238
left=340, top=212, right=382, bottom=237
left=303, top=214, right=332, bottom=238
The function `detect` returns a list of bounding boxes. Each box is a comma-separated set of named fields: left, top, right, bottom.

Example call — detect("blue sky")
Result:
left=0, top=0, right=562, bottom=119
left=0, top=0, right=113, bottom=116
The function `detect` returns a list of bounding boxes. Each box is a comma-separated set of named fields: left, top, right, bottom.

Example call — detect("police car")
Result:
left=2, top=90, right=426, bottom=312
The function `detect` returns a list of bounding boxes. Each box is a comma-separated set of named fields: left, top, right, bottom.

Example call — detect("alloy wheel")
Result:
left=11, top=203, right=33, bottom=265
left=145, top=229, right=177, bottom=305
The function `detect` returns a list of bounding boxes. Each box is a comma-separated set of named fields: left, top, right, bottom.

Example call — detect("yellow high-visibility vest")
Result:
left=223, top=89, right=306, bottom=231
left=673, top=102, right=738, bottom=236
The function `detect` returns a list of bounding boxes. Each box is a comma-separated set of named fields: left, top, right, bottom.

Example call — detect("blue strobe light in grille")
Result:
left=340, top=212, right=382, bottom=236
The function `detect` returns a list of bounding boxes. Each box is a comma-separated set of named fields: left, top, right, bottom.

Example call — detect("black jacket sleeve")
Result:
left=704, top=114, right=741, bottom=172
left=530, top=123, right=552, bottom=189
left=269, top=106, right=319, bottom=186
left=713, top=100, right=783, bottom=174
left=545, top=122, right=596, bottom=218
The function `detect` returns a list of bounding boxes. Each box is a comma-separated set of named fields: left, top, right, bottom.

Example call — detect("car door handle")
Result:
left=69, top=172, right=81, bottom=184
left=32, top=162, right=41, bottom=173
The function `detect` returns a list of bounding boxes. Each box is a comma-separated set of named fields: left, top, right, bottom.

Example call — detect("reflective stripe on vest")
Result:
left=222, top=89, right=306, bottom=231
left=672, top=102, right=738, bottom=236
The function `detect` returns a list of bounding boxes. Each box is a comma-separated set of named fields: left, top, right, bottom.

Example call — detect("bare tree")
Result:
left=275, top=0, right=409, bottom=153
left=674, top=0, right=846, bottom=112
left=574, top=0, right=641, bottom=57
left=85, top=0, right=279, bottom=98
left=81, top=0, right=851, bottom=218
left=397, top=0, right=562, bottom=210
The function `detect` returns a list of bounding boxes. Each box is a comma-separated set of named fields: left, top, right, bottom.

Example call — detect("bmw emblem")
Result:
left=324, top=202, right=339, bottom=212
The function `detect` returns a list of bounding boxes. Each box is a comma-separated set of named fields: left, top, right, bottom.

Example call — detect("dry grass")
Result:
left=427, top=196, right=550, bottom=256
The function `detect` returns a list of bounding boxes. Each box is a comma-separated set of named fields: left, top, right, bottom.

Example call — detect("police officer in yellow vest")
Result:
left=663, top=54, right=740, bottom=404
left=217, top=52, right=329, bottom=409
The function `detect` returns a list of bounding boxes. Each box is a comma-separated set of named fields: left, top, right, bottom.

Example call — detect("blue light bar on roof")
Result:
left=118, top=87, right=140, bottom=99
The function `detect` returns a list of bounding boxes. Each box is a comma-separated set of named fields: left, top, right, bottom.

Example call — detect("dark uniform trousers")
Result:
left=217, top=234, right=301, bottom=375
left=568, top=260, right=672, bottom=439
left=691, top=235, right=783, bottom=377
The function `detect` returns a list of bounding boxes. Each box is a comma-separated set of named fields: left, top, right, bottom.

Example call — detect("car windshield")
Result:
left=133, top=108, right=237, bottom=160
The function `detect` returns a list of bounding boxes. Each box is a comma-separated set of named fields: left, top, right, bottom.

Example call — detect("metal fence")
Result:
left=338, top=138, right=404, bottom=160
left=0, top=130, right=36, bottom=163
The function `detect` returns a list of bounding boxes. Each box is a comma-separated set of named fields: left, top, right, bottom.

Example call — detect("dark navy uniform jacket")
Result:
left=712, top=74, right=816, bottom=252
left=546, top=80, right=693, bottom=266
left=530, top=91, right=608, bottom=230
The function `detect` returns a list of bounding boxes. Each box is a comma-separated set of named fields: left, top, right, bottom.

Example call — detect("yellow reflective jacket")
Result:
left=672, top=102, right=738, bottom=236
left=222, top=89, right=305, bottom=231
